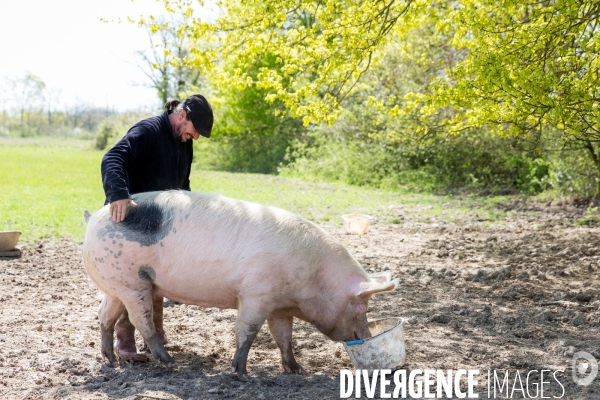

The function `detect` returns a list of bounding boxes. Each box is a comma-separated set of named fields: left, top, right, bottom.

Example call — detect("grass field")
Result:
left=0, top=137, right=514, bottom=242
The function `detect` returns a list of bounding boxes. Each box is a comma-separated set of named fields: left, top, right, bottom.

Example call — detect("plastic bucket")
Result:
left=343, top=317, right=405, bottom=371
left=342, top=214, right=373, bottom=235
left=0, top=231, right=21, bottom=252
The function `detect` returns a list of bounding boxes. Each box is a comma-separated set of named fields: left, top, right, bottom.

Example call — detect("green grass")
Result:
left=0, top=138, right=105, bottom=241
left=0, top=138, right=520, bottom=243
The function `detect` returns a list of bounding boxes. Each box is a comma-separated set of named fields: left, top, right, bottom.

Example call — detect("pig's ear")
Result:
left=356, top=278, right=399, bottom=298
left=368, top=271, right=392, bottom=283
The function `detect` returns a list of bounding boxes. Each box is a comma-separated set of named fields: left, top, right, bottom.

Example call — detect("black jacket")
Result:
left=101, top=111, right=193, bottom=204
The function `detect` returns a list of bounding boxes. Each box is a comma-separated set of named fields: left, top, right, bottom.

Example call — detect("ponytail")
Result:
left=164, top=99, right=181, bottom=111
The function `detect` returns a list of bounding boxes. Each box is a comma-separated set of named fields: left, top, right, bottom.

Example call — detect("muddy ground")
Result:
left=2, top=198, right=600, bottom=399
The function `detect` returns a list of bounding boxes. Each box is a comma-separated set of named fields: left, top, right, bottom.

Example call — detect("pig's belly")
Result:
left=151, top=263, right=240, bottom=310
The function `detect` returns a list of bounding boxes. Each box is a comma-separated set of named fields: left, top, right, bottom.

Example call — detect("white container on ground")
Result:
left=343, top=317, right=405, bottom=371
left=341, top=214, right=373, bottom=235
left=0, top=231, right=21, bottom=252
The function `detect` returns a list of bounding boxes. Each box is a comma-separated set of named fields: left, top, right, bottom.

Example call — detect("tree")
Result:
left=43, top=86, right=62, bottom=126
left=134, top=16, right=204, bottom=105
left=422, top=0, right=600, bottom=199
left=160, top=0, right=415, bottom=124
left=158, top=0, right=600, bottom=196
left=12, top=73, right=45, bottom=134
left=214, top=54, right=306, bottom=173
left=0, top=76, right=11, bottom=134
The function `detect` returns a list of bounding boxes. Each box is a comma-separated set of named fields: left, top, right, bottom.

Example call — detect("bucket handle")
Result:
left=345, top=339, right=365, bottom=346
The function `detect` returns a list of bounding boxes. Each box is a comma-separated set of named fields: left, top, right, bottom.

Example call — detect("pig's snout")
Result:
left=354, top=325, right=372, bottom=341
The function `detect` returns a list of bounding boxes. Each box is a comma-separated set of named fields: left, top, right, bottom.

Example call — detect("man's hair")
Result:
left=164, top=95, right=213, bottom=138
left=164, top=99, right=182, bottom=111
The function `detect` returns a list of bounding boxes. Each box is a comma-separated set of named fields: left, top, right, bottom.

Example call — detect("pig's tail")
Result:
left=164, top=99, right=181, bottom=112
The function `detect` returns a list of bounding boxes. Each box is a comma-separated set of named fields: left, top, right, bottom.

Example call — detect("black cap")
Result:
left=182, top=94, right=213, bottom=138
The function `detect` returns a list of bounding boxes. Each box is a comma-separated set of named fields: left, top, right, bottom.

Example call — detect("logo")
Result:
left=572, top=351, right=598, bottom=386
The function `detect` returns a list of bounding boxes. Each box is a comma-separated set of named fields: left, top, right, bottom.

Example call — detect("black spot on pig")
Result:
left=97, top=192, right=175, bottom=247
left=120, top=195, right=174, bottom=246
left=138, top=265, right=156, bottom=282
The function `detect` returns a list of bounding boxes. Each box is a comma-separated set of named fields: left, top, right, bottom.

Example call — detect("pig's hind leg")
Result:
left=98, top=294, right=125, bottom=367
left=120, top=290, right=176, bottom=367
left=267, top=314, right=305, bottom=374
left=232, top=302, right=269, bottom=381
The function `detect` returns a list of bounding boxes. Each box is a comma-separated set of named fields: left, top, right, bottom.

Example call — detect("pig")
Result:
left=82, top=190, right=398, bottom=380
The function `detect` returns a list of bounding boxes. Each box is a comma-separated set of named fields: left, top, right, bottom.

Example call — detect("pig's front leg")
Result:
left=267, top=313, right=305, bottom=374
left=98, top=294, right=125, bottom=367
left=232, top=303, right=268, bottom=381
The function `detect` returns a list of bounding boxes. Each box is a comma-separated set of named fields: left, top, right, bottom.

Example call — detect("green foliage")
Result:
left=509, top=157, right=550, bottom=195
left=154, top=0, right=600, bottom=197
left=575, top=207, right=600, bottom=226
left=207, top=56, right=306, bottom=174
left=92, top=111, right=154, bottom=151
left=548, top=147, right=598, bottom=198
left=94, top=122, right=116, bottom=151
left=430, top=0, right=600, bottom=138
left=282, top=122, right=551, bottom=194
left=160, top=0, right=414, bottom=124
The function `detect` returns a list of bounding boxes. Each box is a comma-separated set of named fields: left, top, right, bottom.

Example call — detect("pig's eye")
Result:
left=354, top=303, right=367, bottom=314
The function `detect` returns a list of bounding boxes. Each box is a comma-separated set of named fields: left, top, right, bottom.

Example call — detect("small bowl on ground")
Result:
left=343, top=317, right=405, bottom=371
left=341, top=214, right=373, bottom=235
left=0, top=231, right=21, bottom=252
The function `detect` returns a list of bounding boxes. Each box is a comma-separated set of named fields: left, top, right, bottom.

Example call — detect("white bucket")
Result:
left=343, top=317, right=405, bottom=371
left=0, top=231, right=21, bottom=252
left=341, top=214, right=373, bottom=235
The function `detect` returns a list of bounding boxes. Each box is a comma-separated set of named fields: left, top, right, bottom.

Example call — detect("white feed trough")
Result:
left=341, top=214, right=373, bottom=235
left=343, top=317, right=405, bottom=371
left=0, top=231, right=21, bottom=252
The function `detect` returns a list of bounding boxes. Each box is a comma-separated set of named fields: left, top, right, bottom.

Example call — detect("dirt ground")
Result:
left=2, top=198, right=600, bottom=399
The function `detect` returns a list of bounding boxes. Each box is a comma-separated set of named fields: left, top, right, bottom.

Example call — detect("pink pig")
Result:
left=82, top=191, right=398, bottom=379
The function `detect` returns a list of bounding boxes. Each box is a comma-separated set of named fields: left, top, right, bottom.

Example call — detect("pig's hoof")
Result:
left=115, top=348, right=149, bottom=363
left=234, top=371, right=249, bottom=382
left=164, top=343, right=182, bottom=352
left=141, top=342, right=181, bottom=353
left=283, top=364, right=306, bottom=374
left=162, top=361, right=177, bottom=369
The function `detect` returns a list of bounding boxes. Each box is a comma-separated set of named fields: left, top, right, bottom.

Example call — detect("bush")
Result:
left=92, top=111, right=153, bottom=151
left=94, top=122, right=116, bottom=150
left=280, top=118, right=552, bottom=194
left=509, top=156, right=551, bottom=194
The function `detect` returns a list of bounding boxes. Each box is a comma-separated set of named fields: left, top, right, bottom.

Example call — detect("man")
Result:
left=101, top=94, right=213, bottom=362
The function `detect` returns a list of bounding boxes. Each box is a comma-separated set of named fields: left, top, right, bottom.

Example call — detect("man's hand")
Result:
left=109, top=198, right=138, bottom=223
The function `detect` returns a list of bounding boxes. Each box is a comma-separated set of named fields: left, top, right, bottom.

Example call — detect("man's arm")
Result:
left=182, top=144, right=192, bottom=191
left=101, top=138, right=133, bottom=203
left=101, top=128, right=146, bottom=221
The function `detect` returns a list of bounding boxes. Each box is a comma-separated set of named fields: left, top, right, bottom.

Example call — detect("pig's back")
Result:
left=86, top=191, right=339, bottom=306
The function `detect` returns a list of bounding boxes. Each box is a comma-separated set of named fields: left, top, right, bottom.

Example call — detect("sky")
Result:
left=0, top=0, right=171, bottom=111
